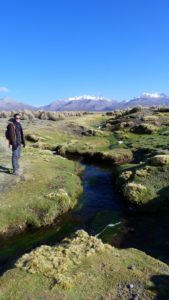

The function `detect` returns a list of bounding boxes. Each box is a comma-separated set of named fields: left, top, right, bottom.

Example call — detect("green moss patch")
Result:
left=0, top=230, right=169, bottom=299
left=116, top=162, right=169, bottom=211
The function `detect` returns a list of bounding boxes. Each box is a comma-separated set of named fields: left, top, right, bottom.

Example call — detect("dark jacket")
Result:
left=8, top=120, right=25, bottom=147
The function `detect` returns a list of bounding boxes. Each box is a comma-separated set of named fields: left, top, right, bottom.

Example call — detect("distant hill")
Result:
left=123, top=93, right=169, bottom=108
left=42, top=96, right=119, bottom=111
left=0, top=97, right=36, bottom=111
left=42, top=93, right=169, bottom=111
left=1, top=93, right=169, bottom=112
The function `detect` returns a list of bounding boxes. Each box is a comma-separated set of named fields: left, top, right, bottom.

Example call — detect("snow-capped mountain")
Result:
left=67, top=95, right=111, bottom=101
left=141, top=92, right=167, bottom=99
left=42, top=95, right=118, bottom=111
left=1, top=93, right=169, bottom=112
left=123, top=93, right=169, bottom=108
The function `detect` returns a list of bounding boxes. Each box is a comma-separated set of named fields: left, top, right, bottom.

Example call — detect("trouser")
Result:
left=12, top=145, right=21, bottom=172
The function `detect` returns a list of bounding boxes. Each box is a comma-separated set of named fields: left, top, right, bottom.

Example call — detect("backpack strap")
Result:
left=7, top=123, right=17, bottom=148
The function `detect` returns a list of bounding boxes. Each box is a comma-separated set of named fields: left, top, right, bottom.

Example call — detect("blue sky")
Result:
left=0, top=0, right=169, bottom=105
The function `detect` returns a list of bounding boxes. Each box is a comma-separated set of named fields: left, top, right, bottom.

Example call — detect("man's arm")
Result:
left=20, top=126, right=26, bottom=147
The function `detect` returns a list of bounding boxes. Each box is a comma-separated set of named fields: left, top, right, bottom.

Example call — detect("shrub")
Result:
left=47, top=112, right=63, bottom=121
left=22, top=110, right=35, bottom=120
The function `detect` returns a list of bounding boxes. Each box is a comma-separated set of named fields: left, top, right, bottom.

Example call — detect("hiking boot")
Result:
left=13, top=170, right=20, bottom=175
left=18, top=168, right=23, bottom=175
left=13, top=169, right=22, bottom=176
left=13, top=171, right=20, bottom=176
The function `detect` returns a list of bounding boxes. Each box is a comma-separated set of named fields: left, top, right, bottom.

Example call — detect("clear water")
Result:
left=0, top=162, right=124, bottom=269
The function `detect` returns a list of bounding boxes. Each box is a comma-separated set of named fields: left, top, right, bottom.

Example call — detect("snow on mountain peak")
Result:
left=67, top=95, right=111, bottom=101
left=141, top=92, right=167, bottom=99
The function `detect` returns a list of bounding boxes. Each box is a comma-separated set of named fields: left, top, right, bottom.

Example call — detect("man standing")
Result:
left=7, top=113, right=25, bottom=175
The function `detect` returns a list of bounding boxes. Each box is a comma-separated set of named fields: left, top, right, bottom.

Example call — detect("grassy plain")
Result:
left=0, top=109, right=169, bottom=299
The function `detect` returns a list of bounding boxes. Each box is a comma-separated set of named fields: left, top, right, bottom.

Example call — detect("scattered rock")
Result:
left=128, top=283, right=134, bottom=289
left=128, top=265, right=136, bottom=270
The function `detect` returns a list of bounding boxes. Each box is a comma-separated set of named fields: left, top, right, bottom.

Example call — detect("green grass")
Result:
left=1, top=112, right=169, bottom=299
left=0, top=149, right=82, bottom=235
left=0, top=115, right=113, bottom=237
left=0, top=230, right=169, bottom=300
left=116, top=162, right=169, bottom=210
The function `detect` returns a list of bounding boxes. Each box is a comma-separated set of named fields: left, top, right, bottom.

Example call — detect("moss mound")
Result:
left=123, top=182, right=154, bottom=206
left=16, top=230, right=108, bottom=289
left=103, top=148, right=133, bottom=165
left=25, top=133, right=40, bottom=142
left=132, top=123, right=158, bottom=134
left=1, top=230, right=169, bottom=299
left=56, top=143, right=133, bottom=165
left=149, top=154, right=169, bottom=166
left=116, top=162, right=169, bottom=211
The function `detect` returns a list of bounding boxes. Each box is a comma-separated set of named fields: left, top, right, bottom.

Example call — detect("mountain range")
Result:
left=1, top=93, right=169, bottom=112
left=0, top=98, right=36, bottom=111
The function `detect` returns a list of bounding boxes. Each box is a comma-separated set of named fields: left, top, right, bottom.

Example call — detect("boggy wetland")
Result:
left=0, top=107, right=169, bottom=299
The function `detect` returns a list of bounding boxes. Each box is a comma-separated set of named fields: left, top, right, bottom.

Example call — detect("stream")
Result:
left=1, top=159, right=169, bottom=275
left=0, top=161, right=125, bottom=272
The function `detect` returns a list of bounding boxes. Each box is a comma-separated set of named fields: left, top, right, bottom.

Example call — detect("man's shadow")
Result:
left=0, top=165, right=12, bottom=174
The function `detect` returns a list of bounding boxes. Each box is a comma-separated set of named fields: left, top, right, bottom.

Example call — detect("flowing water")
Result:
left=0, top=159, right=169, bottom=275
left=0, top=162, right=125, bottom=270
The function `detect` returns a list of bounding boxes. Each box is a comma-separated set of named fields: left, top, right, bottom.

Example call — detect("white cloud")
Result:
left=0, top=86, right=9, bottom=93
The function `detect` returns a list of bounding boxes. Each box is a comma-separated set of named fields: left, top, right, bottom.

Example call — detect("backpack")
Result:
left=5, top=123, right=16, bottom=146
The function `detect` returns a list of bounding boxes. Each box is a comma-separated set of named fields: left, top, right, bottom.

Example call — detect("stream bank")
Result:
left=0, top=161, right=125, bottom=270
left=1, top=154, right=169, bottom=275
